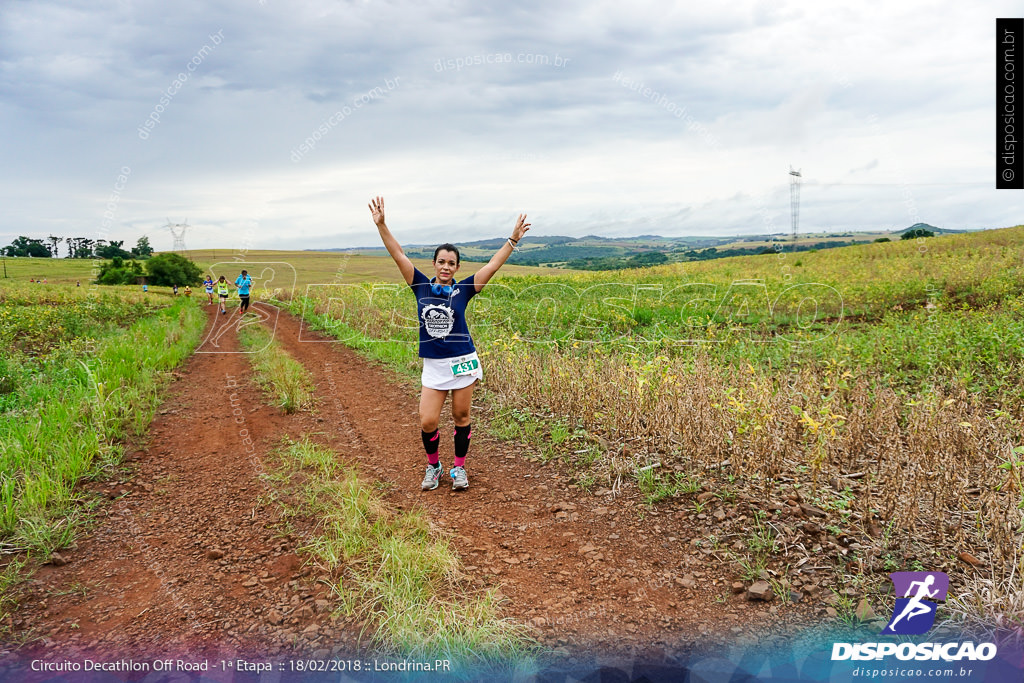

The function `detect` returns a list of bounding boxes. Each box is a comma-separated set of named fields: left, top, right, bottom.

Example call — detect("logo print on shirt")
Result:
left=422, top=304, right=455, bottom=339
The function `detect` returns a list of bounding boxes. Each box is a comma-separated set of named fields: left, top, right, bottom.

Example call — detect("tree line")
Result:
left=3, top=233, right=204, bottom=287
left=2, top=236, right=154, bottom=259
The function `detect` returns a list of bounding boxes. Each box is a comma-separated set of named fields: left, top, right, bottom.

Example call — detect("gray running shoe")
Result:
left=421, top=463, right=442, bottom=491
left=450, top=466, right=469, bottom=491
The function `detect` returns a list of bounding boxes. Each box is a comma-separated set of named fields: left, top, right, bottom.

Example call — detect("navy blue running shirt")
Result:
left=410, top=267, right=479, bottom=358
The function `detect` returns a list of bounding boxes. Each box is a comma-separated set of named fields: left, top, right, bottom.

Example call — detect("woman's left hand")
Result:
left=511, top=214, right=531, bottom=242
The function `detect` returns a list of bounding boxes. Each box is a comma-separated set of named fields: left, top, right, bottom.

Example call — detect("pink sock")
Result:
left=453, top=456, right=465, bottom=468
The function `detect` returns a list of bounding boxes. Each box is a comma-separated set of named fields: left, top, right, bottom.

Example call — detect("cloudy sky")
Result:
left=1, top=0, right=1019, bottom=253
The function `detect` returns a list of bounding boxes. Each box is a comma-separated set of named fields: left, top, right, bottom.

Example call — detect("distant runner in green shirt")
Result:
left=216, top=276, right=230, bottom=315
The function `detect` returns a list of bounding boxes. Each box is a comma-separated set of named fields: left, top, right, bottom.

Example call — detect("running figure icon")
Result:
left=887, top=575, right=938, bottom=630
left=882, top=571, right=949, bottom=635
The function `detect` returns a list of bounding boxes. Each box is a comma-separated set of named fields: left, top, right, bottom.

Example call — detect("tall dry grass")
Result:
left=483, top=343, right=1023, bottom=621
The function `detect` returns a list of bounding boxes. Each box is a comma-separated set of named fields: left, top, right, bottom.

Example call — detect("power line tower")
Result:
left=166, top=219, right=189, bottom=254
left=789, top=167, right=802, bottom=244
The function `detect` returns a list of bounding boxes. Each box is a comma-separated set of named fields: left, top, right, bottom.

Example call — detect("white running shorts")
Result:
left=421, top=352, right=483, bottom=391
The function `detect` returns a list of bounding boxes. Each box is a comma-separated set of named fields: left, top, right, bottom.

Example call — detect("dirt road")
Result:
left=2, top=302, right=809, bottom=666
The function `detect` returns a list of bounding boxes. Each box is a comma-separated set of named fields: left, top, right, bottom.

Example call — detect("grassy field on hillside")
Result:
left=277, top=225, right=1024, bottom=636
left=0, top=257, right=105, bottom=285
left=0, top=249, right=563, bottom=295
left=182, top=249, right=565, bottom=292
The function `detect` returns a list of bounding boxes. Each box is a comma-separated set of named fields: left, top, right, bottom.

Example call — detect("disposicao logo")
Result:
left=831, top=571, right=998, bottom=663
left=882, top=571, right=948, bottom=635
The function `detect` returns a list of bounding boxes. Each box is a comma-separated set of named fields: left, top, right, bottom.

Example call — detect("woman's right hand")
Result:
left=369, top=196, right=386, bottom=228
left=369, top=195, right=414, bottom=285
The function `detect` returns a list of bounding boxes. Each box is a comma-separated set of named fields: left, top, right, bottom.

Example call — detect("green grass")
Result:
left=637, top=467, right=700, bottom=505
left=828, top=587, right=860, bottom=627
left=725, top=511, right=781, bottom=586
left=270, top=438, right=535, bottom=669
left=731, top=551, right=769, bottom=584
left=236, top=320, right=315, bottom=413
left=0, top=285, right=159, bottom=358
left=1, top=298, right=205, bottom=555
left=270, top=293, right=421, bottom=381
left=745, top=511, right=779, bottom=556
left=0, top=258, right=114, bottom=285
left=0, top=557, right=27, bottom=626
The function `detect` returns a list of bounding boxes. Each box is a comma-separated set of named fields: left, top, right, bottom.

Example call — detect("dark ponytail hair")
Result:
left=433, top=243, right=460, bottom=265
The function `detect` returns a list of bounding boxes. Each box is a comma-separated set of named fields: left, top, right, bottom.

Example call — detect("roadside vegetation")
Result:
left=0, top=284, right=205, bottom=621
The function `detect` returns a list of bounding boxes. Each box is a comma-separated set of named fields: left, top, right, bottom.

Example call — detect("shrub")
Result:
left=902, top=228, right=934, bottom=240
left=96, top=257, right=144, bottom=285
left=145, top=253, right=203, bottom=287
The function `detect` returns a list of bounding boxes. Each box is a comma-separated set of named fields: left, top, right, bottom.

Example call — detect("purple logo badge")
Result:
left=882, top=572, right=949, bottom=635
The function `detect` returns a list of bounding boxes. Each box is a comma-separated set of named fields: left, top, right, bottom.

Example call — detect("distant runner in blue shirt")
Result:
left=370, top=195, right=530, bottom=492
left=203, top=276, right=215, bottom=305
left=234, top=270, right=253, bottom=314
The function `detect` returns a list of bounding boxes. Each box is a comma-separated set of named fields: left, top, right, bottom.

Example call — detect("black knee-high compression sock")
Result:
left=421, top=429, right=440, bottom=466
left=453, top=423, right=471, bottom=467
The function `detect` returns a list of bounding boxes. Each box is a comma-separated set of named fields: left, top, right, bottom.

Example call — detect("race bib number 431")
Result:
left=451, top=359, right=480, bottom=377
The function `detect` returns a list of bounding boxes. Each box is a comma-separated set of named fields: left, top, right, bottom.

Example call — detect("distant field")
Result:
left=0, top=257, right=99, bottom=285
left=336, top=229, right=954, bottom=267
left=716, top=231, right=898, bottom=250
left=0, top=249, right=568, bottom=293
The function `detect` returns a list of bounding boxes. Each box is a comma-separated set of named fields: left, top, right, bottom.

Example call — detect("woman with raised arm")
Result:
left=369, top=196, right=530, bottom=492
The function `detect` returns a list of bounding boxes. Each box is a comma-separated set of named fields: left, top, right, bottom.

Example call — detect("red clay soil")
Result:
left=1, top=302, right=819, bottom=668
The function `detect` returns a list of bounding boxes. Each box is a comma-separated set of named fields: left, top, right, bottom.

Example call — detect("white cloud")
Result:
left=0, top=0, right=1020, bottom=252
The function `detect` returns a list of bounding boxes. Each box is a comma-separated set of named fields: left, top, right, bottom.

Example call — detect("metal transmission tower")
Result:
left=789, top=168, right=802, bottom=244
left=166, top=219, right=189, bottom=254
